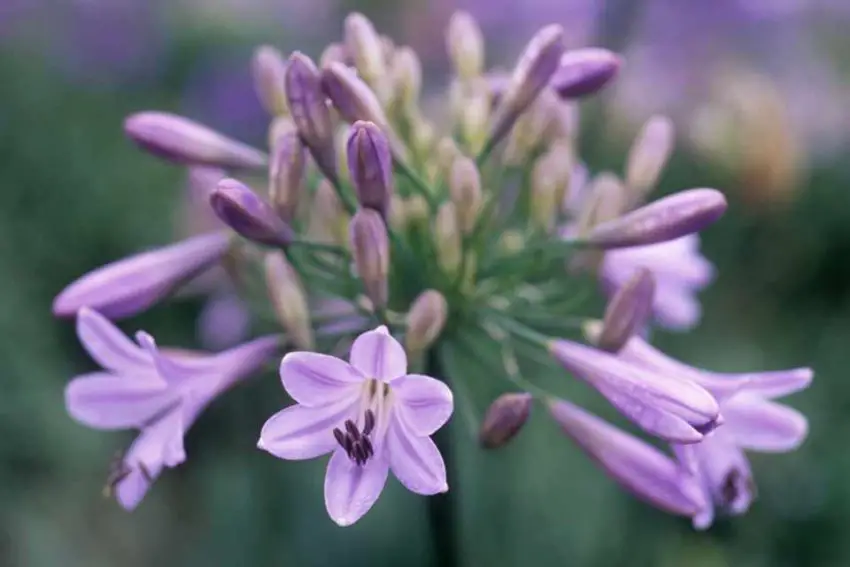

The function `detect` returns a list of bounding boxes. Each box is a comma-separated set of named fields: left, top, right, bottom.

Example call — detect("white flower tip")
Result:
left=135, top=331, right=156, bottom=351
left=437, top=482, right=449, bottom=493
left=333, top=515, right=356, bottom=527
left=256, top=437, right=267, bottom=450
left=372, top=325, right=390, bottom=335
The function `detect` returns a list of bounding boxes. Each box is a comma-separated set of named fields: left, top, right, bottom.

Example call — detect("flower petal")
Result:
left=349, top=326, right=407, bottom=381
left=279, top=352, right=364, bottom=407
left=693, top=431, right=754, bottom=517
left=135, top=332, right=199, bottom=385
left=723, top=396, right=808, bottom=452
left=393, top=374, right=454, bottom=436
left=65, top=372, right=173, bottom=430
left=258, top=397, right=358, bottom=460
left=324, top=449, right=389, bottom=526
left=733, top=368, right=813, bottom=399
left=75, top=308, right=151, bottom=373
left=386, top=417, right=447, bottom=495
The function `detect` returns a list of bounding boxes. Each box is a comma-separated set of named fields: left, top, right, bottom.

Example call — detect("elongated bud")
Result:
left=405, top=290, right=448, bottom=354
left=449, top=156, right=482, bottom=234
left=550, top=48, right=621, bottom=99
left=124, top=112, right=267, bottom=169
left=436, top=137, right=461, bottom=181
left=587, top=188, right=727, bottom=248
left=460, top=85, right=490, bottom=154
left=447, top=11, right=484, bottom=80
left=321, top=62, right=389, bottom=129
left=320, top=43, right=350, bottom=68
left=349, top=209, right=390, bottom=309
left=391, top=46, right=422, bottom=108
left=269, top=131, right=306, bottom=221
left=577, top=173, right=627, bottom=236
left=405, top=195, right=429, bottom=227
left=211, top=179, right=294, bottom=247
left=388, top=194, right=407, bottom=231
left=264, top=251, right=314, bottom=350
left=598, top=268, right=655, bottom=352
left=311, top=180, right=349, bottom=246
left=480, top=393, right=533, bottom=449
left=344, top=13, right=389, bottom=100
left=434, top=202, right=462, bottom=275
left=347, top=121, right=393, bottom=217
left=625, top=115, right=675, bottom=199
left=53, top=232, right=231, bottom=319
left=285, top=52, right=337, bottom=183
left=252, top=46, right=289, bottom=116
left=267, top=116, right=296, bottom=150
left=489, top=25, right=565, bottom=152
left=503, top=89, right=560, bottom=165
left=530, top=149, right=571, bottom=232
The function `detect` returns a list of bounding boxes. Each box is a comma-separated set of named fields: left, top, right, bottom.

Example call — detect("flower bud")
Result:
left=405, top=289, right=448, bottom=354
left=285, top=52, right=337, bottom=183
left=321, top=61, right=388, bottom=129
left=434, top=202, right=462, bottom=276
left=347, top=121, right=393, bottom=217
left=503, top=88, right=560, bottom=165
left=586, top=188, right=727, bottom=248
left=446, top=11, right=484, bottom=80
left=625, top=115, right=675, bottom=199
left=311, top=180, right=349, bottom=246
left=405, top=195, right=430, bottom=227
left=252, top=45, right=289, bottom=116
left=269, top=131, right=306, bottom=221
left=459, top=85, right=490, bottom=154
left=267, top=116, right=296, bottom=150
left=344, top=13, right=389, bottom=100
left=349, top=209, right=390, bottom=309
left=597, top=268, right=655, bottom=352
left=498, top=230, right=525, bottom=253
left=479, top=393, right=533, bottom=449
left=388, top=194, right=407, bottom=232
left=550, top=48, right=621, bottom=99
left=577, top=172, right=627, bottom=236
left=391, top=46, right=422, bottom=108
left=435, top=137, right=461, bottom=181
left=449, top=156, right=483, bottom=234
left=264, top=251, right=314, bottom=350
left=124, top=112, right=267, bottom=170
left=210, top=178, right=294, bottom=247
left=530, top=149, right=571, bottom=232
left=319, top=43, right=350, bottom=68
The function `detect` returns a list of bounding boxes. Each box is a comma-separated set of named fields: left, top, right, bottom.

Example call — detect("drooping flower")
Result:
left=65, top=308, right=281, bottom=510
left=258, top=326, right=454, bottom=526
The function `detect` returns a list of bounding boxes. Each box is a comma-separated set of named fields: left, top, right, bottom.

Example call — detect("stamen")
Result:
left=345, top=419, right=361, bottom=441
left=333, top=427, right=347, bottom=447
left=361, top=436, right=374, bottom=458
left=363, top=409, right=376, bottom=436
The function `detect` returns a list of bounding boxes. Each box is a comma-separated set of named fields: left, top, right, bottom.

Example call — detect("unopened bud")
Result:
left=598, top=268, right=654, bottom=352
left=311, top=180, right=349, bottom=246
left=267, top=116, right=296, bottom=150
left=405, top=290, right=448, bottom=354
left=499, top=230, right=525, bottom=253
left=625, top=115, right=675, bottom=199
left=391, top=46, right=422, bottom=108
left=124, top=112, right=267, bottom=170
left=210, top=179, right=294, bottom=247
left=435, top=137, right=462, bottom=181
left=269, top=131, right=306, bottom=221
left=479, top=393, right=533, bottom=449
left=447, top=11, right=484, bottom=80
left=550, top=48, right=621, bottom=99
left=344, top=13, right=389, bottom=99
left=530, top=144, right=573, bottom=231
left=252, top=46, right=289, bottom=116
left=586, top=188, right=727, bottom=249
left=409, top=114, right=437, bottom=164
left=460, top=86, right=490, bottom=154
left=434, top=202, right=462, bottom=275
left=322, top=61, right=388, bottom=129
left=285, top=52, right=337, bottom=183
left=319, top=43, right=350, bottom=68
left=503, top=89, right=559, bottom=165
left=347, top=121, right=393, bottom=217
left=264, top=251, right=314, bottom=349
left=449, top=156, right=483, bottom=234
left=388, top=194, right=407, bottom=231
left=350, top=209, right=390, bottom=309
left=406, top=195, right=430, bottom=226
left=577, top=172, right=627, bottom=236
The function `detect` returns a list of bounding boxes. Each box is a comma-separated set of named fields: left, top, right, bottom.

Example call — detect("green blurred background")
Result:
left=1, top=1, right=848, bottom=565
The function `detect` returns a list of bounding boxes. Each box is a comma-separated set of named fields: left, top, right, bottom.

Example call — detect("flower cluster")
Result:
left=53, top=10, right=811, bottom=529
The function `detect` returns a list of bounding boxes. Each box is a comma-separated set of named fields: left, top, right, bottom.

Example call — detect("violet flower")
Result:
left=258, top=326, right=454, bottom=526
left=65, top=308, right=281, bottom=510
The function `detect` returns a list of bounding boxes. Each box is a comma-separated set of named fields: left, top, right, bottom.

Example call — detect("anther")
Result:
left=361, top=436, right=374, bottom=458
left=345, top=419, right=361, bottom=441
left=363, top=409, right=376, bottom=436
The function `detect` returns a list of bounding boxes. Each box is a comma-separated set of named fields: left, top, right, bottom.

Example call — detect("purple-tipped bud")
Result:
left=269, top=131, right=307, bottom=221
left=548, top=399, right=707, bottom=516
left=625, top=115, right=675, bottom=198
left=449, top=156, right=483, bottom=234
left=550, top=48, right=621, bottom=99
left=587, top=188, right=728, bottom=249
left=321, top=62, right=389, bottom=129
left=252, top=46, right=289, bottom=116
left=447, top=11, right=484, bottom=80
left=344, top=13, right=386, bottom=90
left=124, top=112, right=267, bottom=170
left=405, top=289, right=448, bottom=354
left=480, top=393, right=533, bottom=449
left=548, top=339, right=720, bottom=443
left=53, top=232, right=231, bottom=319
left=265, top=251, right=313, bottom=349
left=210, top=179, right=294, bottom=248
left=285, top=52, right=337, bottom=183
left=347, top=121, right=394, bottom=217
left=597, top=268, right=655, bottom=352
left=349, top=209, right=390, bottom=309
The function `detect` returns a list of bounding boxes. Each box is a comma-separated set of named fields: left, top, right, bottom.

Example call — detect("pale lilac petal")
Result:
left=693, top=431, right=754, bottom=518
left=197, top=292, right=251, bottom=350
left=258, top=397, right=358, bottom=460
left=652, top=284, right=702, bottom=330
left=386, top=417, right=447, bottom=495
left=279, top=352, right=364, bottom=407
left=324, top=449, right=390, bottom=526
left=349, top=326, right=407, bottom=381
left=392, top=374, right=454, bottom=436
left=75, top=308, right=151, bottom=373
left=723, top=396, right=808, bottom=452
left=65, top=372, right=172, bottom=430
left=729, top=368, right=813, bottom=399
left=136, top=332, right=197, bottom=384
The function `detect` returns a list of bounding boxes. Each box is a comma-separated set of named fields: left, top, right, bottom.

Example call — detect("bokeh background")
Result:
left=2, top=1, right=850, bottom=565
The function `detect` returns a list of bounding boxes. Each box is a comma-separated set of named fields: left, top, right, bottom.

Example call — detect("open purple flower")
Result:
left=65, top=308, right=281, bottom=510
left=258, top=326, right=454, bottom=526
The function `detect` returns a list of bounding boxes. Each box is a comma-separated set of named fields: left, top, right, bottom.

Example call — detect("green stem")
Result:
left=393, top=157, right=439, bottom=211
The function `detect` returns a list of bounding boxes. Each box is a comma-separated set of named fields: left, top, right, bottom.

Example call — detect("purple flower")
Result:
left=258, top=326, right=454, bottom=526
left=601, top=234, right=714, bottom=330
left=53, top=231, right=232, bottom=320
left=65, top=308, right=281, bottom=510
left=548, top=339, right=720, bottom=443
